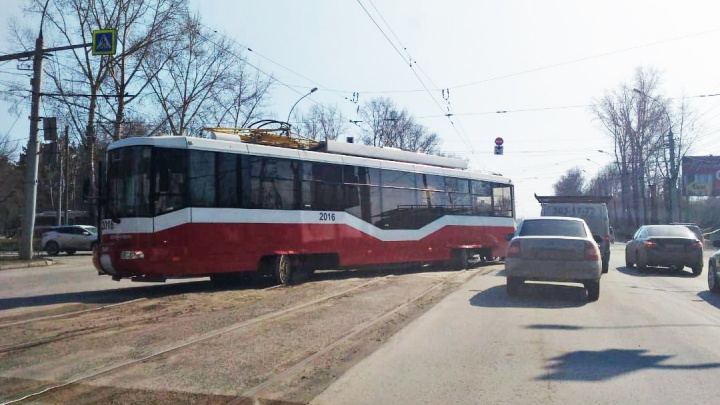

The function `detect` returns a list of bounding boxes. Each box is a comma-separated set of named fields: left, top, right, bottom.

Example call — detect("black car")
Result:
left=709, top=240, right=720, bottom=293
left=625, top=224, right=703, bottom=275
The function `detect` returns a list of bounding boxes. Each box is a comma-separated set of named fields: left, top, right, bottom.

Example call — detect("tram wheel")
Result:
left=452, top=249, right=468, bottom=270
left=274, top=254, right=294, bottom=285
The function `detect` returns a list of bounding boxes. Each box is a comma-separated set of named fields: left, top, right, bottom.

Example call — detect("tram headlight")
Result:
left=121, top=250, right=145, bottom=260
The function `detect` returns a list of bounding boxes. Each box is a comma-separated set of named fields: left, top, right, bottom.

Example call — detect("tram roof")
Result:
left=107, top=135, right=512, bottom=184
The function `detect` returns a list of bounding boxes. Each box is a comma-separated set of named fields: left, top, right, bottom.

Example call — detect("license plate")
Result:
left=535, top=249, right=564, bottom=260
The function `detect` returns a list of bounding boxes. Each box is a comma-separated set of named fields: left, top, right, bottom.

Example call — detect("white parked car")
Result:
left=42, top=225, right=98, bottom=256
left=505, top=216, right=603, bottom=301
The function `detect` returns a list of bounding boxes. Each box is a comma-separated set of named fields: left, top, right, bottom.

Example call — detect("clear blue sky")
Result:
left=3, top=0, right=720, bottom=218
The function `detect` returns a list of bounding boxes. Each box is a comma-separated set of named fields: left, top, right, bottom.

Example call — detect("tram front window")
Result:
left=107, top=146, right=153, bottom=218
left=153, top=148, right=187, bottom=215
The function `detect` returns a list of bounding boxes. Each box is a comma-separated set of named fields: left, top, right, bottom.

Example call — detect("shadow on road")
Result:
left=469, top=284, right=586, bottom=309
left=615, top=265, right=698, bottom=278
left=697, top=290, right=720, bottom=310
left=0, top=280, right=231, bottom=311
left=537, top=349, right=720, bottom=381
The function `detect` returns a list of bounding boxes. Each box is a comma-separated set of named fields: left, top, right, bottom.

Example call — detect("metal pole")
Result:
left=64, top=126, right=69, bottom=224
left=19, top=34, right=44, bottom=259
left=668, top=127, right=678, bottom=222
left=56, top=130, right=62, bottom=226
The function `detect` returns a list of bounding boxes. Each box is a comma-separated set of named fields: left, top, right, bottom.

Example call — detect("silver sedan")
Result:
left=505, top=216, right=602, bottom=301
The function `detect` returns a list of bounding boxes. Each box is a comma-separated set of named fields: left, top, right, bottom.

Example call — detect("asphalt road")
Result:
left=0, top=253, right=205, bottom=312
left=313, top=244, right=720, bottom=405
left=4, top=247, right=720, bottom=404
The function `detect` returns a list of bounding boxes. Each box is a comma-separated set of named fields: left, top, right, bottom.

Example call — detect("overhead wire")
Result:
left=355, top=0, right=483, bottom=169
left=450, top=26, right=720, bottom=90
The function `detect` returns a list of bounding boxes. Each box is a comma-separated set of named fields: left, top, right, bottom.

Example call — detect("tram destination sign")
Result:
left=682, top=156, right=720, bottom=196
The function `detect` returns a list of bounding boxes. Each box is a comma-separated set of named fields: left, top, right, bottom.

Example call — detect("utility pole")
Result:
left=56, top=125, right=68, bottom=226
left=64, top=126, right=70, bottom=225
left=668, top=127, right=678, bottom=222
left=19, top=32, right=44, bottom=260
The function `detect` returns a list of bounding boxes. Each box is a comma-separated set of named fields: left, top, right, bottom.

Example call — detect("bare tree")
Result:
left=143, top=11, right=239, bottom=136
left=208, top=69, right=273, bottom=129
left=553, top=167, right=585, bottom=196
left=593, top=67, right=662, bottom=227
left=358, top=97, right=441, bottom=153
left=299, top=104, right=346, bottom=141
left=2, top=0, right=190, bottom=222
left=593, top=66, right=700, bottom=226
left=0, top=131, right=22, bottom=209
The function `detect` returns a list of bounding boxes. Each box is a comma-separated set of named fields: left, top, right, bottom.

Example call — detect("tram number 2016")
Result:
left=319, top=212, right=336, bottom=221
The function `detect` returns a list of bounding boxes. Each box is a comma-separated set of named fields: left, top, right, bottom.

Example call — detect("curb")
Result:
left=0, top=258, right=54, bottom=271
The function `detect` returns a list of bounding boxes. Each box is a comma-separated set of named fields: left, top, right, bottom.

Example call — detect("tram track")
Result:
left=0, top=298, right=148, bottom=329
left=1, top=276, right=392, bottom=404
left=235, top=270, right=467, bottom=403
left=0, top=279, right=292, bottom=355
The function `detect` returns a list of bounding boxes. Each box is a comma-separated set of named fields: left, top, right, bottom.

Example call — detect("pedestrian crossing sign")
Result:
left=92, top=29, right=117, bottom=56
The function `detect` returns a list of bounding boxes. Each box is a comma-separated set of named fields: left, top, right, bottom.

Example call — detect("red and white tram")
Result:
left=93, top=129, right=515, bottom=284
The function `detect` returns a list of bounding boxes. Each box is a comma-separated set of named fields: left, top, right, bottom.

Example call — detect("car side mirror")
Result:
left=505, top=233, right=515, bottom=241
left=593, top=235, right=604, bottom=245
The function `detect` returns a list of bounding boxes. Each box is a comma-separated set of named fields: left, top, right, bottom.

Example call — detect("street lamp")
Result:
left=286, top=87, right=318, bottom=130
left=633, top=88, right=678, bottom=222
left=586, top=158, right=603, bottom=169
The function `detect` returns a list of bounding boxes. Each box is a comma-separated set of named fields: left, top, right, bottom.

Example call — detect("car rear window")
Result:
left=519, top=219, right=587, bottom=237
left=647, top=225, right=695, bottom=238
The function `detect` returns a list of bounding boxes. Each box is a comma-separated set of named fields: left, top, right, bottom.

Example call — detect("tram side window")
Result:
left=471, top=179, right=493, bottom=215
left=303, top=162, right=344, bottom=211
left=189, top=150, right=216, bottom=207
left=249, top=156, right=300, bottom=210
left=154, top=148, right=187, bottom=215
left=382, top=169, right=418, bottom=188
left=445, top=178, right=472, bottom=214
left=492, top=184, right=514, bottom=217
left=342, top=165, right=377, bottom=221
left=377, top=187, right=423, bottom=229
left=218, top=153, right=239, bottom=207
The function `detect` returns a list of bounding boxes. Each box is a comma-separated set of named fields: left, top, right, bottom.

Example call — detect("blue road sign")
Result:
left=92, top=29, right=117, bottom=56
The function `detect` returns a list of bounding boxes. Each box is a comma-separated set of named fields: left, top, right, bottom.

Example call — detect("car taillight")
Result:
left=584, top=241, right=600, bottom=261
left=603, top=235, right=610, bottom=244
left=644, top=240, right=657, bottom=249
left=688, top=241, right=703, bottom=250
left=506, top=240, right=521, bottom=258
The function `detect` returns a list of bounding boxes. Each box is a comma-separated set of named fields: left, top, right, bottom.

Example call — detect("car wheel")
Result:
left=506, top=277, right=522, bottom=296
left=45, top=241, right=60, bottom=256
left=625, top=252, right=634, bottom=268
left=636, top=252, right=647, bottom=272
left=691, top=263, right=703, bottom=276
left=709, top=263, right=720, bottom=293
left=65, top=249, right=77, bottom=256
left=585, top=280, right=600, bottom=302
